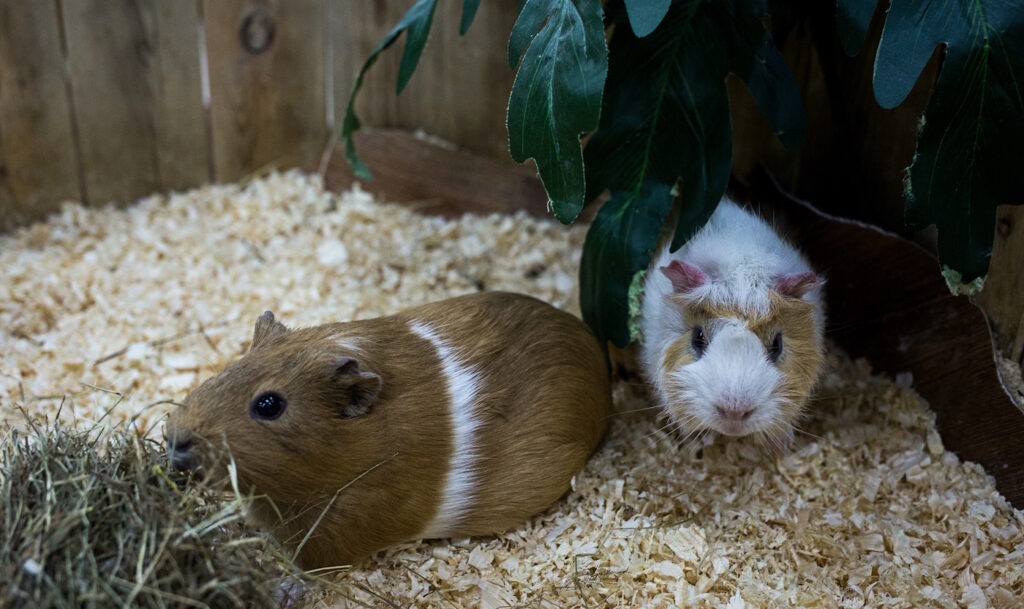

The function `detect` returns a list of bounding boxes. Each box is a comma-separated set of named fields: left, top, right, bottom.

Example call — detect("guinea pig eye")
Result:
left=768, top=332, right=783, bottom=363
left=691, top=325, right=708, bottom=358
left=250, top=391, right=286, bottom=421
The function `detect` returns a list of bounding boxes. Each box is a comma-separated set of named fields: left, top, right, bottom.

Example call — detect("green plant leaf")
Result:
left=873, top=0, right=1024, bottom=283
left=835, top=0, right=878, bottom=56
left=726, top=1, right=807, bottom=154
left=341, top=0, right=439, bottom=180
left=507, top=0, right=608, bottom=223
left=396, top=0, right=440, bottom=95
left=624, top=0, right=672, bottom=37
left=581, top=183, right=676, bottom=348
left=460, top=0, right=481, bottom=35
left=580, top=0, right=805, bottom=347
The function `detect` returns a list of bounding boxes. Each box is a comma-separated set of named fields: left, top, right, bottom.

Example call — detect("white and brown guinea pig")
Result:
left=165, top=292, right=610, bottom=568
left=640, top=198, right=825, bottom=448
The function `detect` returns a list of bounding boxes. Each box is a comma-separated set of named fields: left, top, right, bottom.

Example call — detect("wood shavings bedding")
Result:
left=1, top=172, right=1021, bottom=608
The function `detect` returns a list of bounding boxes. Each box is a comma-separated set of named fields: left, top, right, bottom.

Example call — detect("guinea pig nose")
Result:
left=166, top=433, right=193, bottom=452
left=165, top=433, right=196, bottom=471
left=715, top=404, right=756, bottom=421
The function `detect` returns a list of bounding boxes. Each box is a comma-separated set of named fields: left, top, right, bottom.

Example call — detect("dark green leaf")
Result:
left=624, top=0, right=672, bottom=37
left=341, top=0, right=439, bottom=180
left=460, top=0, right=482, bottom=36
left=727, top=3, right=807, bottom=152
left=581, top=183, right=676, bottom=348
left=873, top=0, right=1024, bottom=284
left=396, top=0, right=440, bottom=95
left=507, top=0, right=608, bottom=223
left=836, top=0, right=878, bottom=56
left=765, top=0, right=803, bottom=43
left=580, top=0, right=805, bottom=346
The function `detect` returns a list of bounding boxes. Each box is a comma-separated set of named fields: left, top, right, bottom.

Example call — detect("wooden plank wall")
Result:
left=0, top=0, right=520, bottom=227
left=332, top=1, right=517, bottom=160
left=0, top=1, right=81, bottom=231
left=0, top=0, right=1018, bottom=384
left=204, top=0, right=327, bottom=181
left=61, top=0, right=210, bottom=204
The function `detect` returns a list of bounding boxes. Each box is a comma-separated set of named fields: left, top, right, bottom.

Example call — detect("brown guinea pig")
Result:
left=164, top=292, right=611, bottom=568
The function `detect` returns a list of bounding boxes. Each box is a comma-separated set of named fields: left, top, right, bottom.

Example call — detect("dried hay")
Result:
left=0, top=416, right=309, bottom=608
left=1, top=172, right=1022, bottom=608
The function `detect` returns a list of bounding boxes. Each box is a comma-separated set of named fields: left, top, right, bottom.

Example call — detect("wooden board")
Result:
left=204, top=0, right=327, bottom=182
left=149, top=0, right=212, bottom=192
left=320, top=129, right=548, bottom=218
left=320, top=133, right=1024, bottom=506
left=978, top=205, right=1024, bottom=363
left=0, top=0, right=81, bottom=227
left=331, top=0, right=519, bottom=160
left=61, top=0, right=208, bottom=205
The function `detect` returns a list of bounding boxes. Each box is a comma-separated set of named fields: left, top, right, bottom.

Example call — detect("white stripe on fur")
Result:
left=409, top=320, right=483, bottom=539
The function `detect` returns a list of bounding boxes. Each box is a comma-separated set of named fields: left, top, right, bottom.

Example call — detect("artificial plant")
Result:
left=343, top=0, right=1024, bottom=347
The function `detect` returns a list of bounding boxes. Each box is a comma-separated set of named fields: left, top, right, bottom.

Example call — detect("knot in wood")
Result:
left=997, top=214, right=1013, bottom=239
left=240, top=9, right=275, bottom=55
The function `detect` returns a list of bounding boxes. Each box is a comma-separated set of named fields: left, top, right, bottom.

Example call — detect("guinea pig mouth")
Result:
left=164, top=431, right=225, bottom=481
left=171, top=453, right=202, bottom=473
left=166, top=436, right=201, bottom=473
left=713, top=420, right=755, bottom=437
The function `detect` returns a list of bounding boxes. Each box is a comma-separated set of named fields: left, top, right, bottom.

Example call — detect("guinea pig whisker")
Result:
left=639, top=419, right=687, bottom=449
left=639, top=424, right=672, bottom=446
left=805, top=392, right=862, bottom=402
left=603, top=405, right=664, bottom=419
left=131, top=398, right=185, bottom=436
left=695, top=429, right=712, bottom=448
left=791, top=426, right=824, bottom=441
left=654, top=420, right=677, bottom=435
left=677, top=422, right=707, bottom=450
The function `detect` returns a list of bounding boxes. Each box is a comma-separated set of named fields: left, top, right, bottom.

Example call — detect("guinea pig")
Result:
left=639, top=198, right=825, bottom=448
left=164, top=292, right=611, bottom=568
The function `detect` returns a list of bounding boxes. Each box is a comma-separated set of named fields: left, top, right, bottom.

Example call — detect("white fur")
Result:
left=331, top=336, right=364, bottom=356
left=409, top=320, right=483, bottom=539
left=640, top=198, right=824, bottom=437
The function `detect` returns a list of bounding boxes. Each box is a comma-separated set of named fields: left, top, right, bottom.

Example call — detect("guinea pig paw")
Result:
left=274, top=576, right=312, bottom=608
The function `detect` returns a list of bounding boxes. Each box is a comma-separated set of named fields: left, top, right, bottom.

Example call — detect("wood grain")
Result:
left=0, top=0, right=81, bottom=228
left=332, top=0, right=518, bottom=160
left=62, top=0, right=208, bottom=205
left=978, top=205, right=1024, bottom=364
left=149, top=0, right=211, bottom=191
left=319, top=129, right=548, bottom=218
left=204, top=0, right=327, bottom=182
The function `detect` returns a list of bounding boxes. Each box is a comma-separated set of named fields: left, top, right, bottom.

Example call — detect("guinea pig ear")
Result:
left=334, top=357, right=382, bottom=418
left=659, top=260, right=707, bottom=293
left=251, top=310, right=288, bottom=350
left=773, top=272, right=821, bottom=298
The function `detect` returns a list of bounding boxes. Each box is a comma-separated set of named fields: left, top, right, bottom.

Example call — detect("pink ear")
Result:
left=659, top=260, right=707, bottom=293
left=774, top=271, right=819, bottom=298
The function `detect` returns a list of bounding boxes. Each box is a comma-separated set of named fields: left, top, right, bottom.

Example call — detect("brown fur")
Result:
left=165, top=292, right=610, bottom=568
